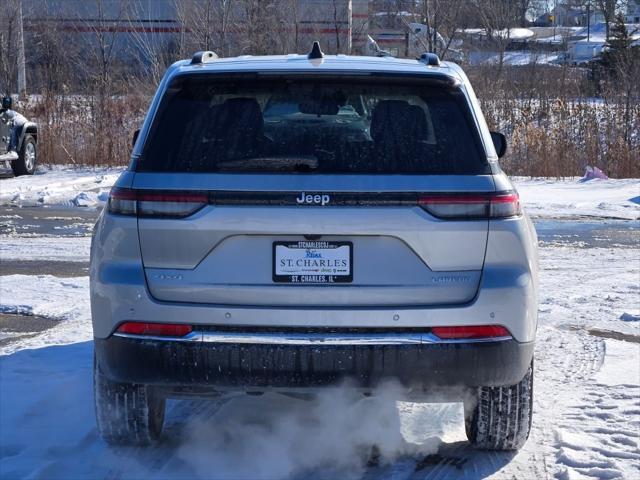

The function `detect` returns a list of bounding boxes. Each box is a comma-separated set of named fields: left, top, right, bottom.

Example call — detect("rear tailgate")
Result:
left=130, top=72, right=500, bottom=307
left=133, top=173, right=492, bottom=307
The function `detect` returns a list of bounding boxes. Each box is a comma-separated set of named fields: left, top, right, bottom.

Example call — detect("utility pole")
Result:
left=586, top=0, right=591, bottom=42
left=16, top=0, right=26, bottom=96
left=347, top=0, right=352, bottom=54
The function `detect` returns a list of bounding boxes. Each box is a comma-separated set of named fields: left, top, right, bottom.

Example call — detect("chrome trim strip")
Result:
left=113, top=331, right=202, bottom=342
left=421, top=334, right=513, bottom=344
left=201, top=332, right=424, bottom=345
left=113, top=331, right=512, bottom=345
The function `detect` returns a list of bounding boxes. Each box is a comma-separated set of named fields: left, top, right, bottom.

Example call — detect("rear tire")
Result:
left=94, top=357, right=165, bottom=446
left=11, top=134, right=37, bottom=176
left=464, top=361, right=533, bottom=451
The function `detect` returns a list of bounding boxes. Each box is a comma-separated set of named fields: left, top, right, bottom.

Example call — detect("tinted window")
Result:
left=138, top=75, right=489, bottom=174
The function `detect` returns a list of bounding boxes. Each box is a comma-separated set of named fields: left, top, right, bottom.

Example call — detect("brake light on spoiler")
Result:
left=418, top=192, right=521, bottom=219
left=108, top=188, right=208, bottom=218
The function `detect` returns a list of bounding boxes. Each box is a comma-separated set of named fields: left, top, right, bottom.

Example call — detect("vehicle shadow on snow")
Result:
left=0, top=341, right=517, bottom=480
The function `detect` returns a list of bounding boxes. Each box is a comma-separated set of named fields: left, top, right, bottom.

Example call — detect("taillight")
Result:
left=107, top=187, right=137, bottom=216
left=418, top=192, right=521, bottom=219
left=107, top=187, right=208, bottom=218
left=431, top=325, right=511, bottom=339
left=116, top=322, right=193, bottom=337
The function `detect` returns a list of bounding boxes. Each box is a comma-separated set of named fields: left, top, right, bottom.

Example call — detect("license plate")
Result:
left=273, top=241, right=353, bottom=283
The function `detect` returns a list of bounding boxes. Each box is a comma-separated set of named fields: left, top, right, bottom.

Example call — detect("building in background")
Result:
left=626, top=0, right=640, bottom=24
left=20, top=0, right=365, bottom=56
left=8, top=0, right=638, bottom=94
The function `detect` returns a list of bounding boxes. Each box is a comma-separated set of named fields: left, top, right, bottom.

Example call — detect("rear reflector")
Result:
left=418, top=192, right=521, bottom=219
left=116, top=322, right=193, bottom=337
left=108, top=188, right=208, bottom=218
left=431, top=325, right=511, bottom=339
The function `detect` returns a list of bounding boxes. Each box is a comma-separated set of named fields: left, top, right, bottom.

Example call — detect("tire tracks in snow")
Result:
left=532, top=325, right=640, bottom=479
left=102, top=397, right=233, bottom=479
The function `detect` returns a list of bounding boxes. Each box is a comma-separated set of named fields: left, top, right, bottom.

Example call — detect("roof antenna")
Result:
left=308, top=41, right=324, bottom=60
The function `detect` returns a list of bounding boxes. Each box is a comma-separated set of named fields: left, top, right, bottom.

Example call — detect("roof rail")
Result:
left=418, top=53, right=441, bottom=66
left=308, top=41, right=324, bottom=60
left=191, top=51, right=218, bottom=65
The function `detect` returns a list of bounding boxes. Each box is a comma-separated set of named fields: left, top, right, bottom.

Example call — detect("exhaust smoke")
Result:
left=172, top=381, right=450, bottom=479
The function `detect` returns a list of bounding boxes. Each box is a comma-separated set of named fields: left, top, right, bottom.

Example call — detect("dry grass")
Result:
left=17, top=66, right=640, bottom=178
left=470, top=65, right=640, bottom=178
left=22, top=93, right=148, bottom=168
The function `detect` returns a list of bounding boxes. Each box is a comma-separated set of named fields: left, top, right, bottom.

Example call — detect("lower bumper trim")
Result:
left=96, top=334, right=534, bottom=391
left=113, top=330, right=512, bottom=345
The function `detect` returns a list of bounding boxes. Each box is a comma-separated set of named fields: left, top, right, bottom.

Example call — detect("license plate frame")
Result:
left=272, top=240, right=353, bottom=284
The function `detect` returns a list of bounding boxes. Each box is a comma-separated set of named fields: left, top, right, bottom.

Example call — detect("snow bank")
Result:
left=513, top=177, right=640, bottom=220
left=1, top=166, right=638, bottom=220
left=471, top=50, right=560, bottom=66
left=0, top=275, right=91, bottom=355
left=593, top=339, right=640, bottom=387
left=0, top=165, right=120, bottom=209
left=461, top=27, right=534, bottom=40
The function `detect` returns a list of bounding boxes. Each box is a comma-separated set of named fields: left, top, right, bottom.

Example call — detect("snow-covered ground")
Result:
left=515, top=177, right=640, bottom=220
left=0, top=275, right=90, bottom=355
left=469, top=51, right=560, bottom=66
left=1, top=166, right=639, bottom=220
left=0, top=166, right=118, bottom=209
left=0, top=168, right=639, bottom=479
left=0, top=237, right=91, bottom=261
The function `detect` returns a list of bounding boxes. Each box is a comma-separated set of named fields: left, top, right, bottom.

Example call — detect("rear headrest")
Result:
left=370, top=100, right=410, bottom=141
left=222, top=97, right=264, bottom=134
left=406, top=105, right=428, bottom=140
left=203, top=104, right=225, bottom=139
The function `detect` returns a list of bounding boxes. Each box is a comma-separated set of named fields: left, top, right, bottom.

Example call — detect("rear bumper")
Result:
left=95, top=333, right=534, bottom=394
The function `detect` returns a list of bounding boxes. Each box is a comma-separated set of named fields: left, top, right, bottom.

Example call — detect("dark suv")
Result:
left=0, top=95, right=38, bottom=176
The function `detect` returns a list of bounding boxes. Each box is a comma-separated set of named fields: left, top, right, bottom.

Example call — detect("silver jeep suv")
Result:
left=91, top=46, right=538, bottom=450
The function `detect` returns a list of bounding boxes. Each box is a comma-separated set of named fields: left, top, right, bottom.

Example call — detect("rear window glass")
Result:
left=138, top=75, right=489, bottom=174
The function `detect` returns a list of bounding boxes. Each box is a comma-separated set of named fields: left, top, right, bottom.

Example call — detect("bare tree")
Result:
left=330, top=0, right=352, bottom=53
left=75, top=0, right=131, bottom=164
left=517, top=0, right=533, bottom=26
left=280, top=0, right=302, bottom=52
left=596, top=0, right=621, bottom=39
left=127, top=2, right=184, bottom=89
left=79, top=0, right=128, bottom=98
left=238, top=0, right=272, bottom=54
left=174, top=0, right=237, bottom=56
left=0, top=0, right=21, bottom=94
left=470, top=0, right=520, bottom=76
left=415, top=0, right=466, bottom=59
